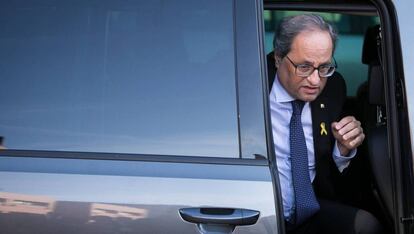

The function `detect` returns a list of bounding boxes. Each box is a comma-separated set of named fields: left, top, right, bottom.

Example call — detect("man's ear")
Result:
left=274, top=55, right=281, bottom=69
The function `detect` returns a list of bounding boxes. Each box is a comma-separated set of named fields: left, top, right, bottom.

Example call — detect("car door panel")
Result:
left=0, top=156, right=278, bottom=234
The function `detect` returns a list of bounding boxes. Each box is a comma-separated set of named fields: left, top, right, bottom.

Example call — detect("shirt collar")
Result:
left=272, top=74, right=295, bottom=103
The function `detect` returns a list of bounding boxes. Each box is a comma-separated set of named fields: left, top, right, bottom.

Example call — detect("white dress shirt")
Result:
left=269, top=75, right=356, bottom=221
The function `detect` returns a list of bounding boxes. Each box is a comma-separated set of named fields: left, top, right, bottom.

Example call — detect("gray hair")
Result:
left=273, top=14, right=338, bottom=58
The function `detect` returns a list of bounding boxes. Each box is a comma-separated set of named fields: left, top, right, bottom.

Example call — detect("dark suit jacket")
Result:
left=267, top=52, right=348, bottom=200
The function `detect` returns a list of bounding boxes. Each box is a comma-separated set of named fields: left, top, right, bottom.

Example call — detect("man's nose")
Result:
left=307, top=69, right=321, bottom=85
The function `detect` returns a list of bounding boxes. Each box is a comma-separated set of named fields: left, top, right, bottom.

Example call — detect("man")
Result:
left=269, top=14, right=383, bottom=234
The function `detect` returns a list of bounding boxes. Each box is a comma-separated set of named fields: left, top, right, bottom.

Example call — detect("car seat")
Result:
left=361, top=24, right=393, bottom=227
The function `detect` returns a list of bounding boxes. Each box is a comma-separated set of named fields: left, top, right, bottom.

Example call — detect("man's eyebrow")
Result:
left=295, top=58, right=333, bottom=66
left=304, top=60, right=333, bottom=66
left=320, top=61, right=333, bottom=66
left=298, top=60, right=314, bottom=65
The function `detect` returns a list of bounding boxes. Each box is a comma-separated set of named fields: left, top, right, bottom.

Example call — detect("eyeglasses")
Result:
left=285, top=56, right=337, bottom=78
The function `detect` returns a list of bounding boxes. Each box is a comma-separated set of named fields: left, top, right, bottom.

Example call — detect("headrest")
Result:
left=362, top=25, right=381, bottom=65
left=361, top=24, right=385, bottom=105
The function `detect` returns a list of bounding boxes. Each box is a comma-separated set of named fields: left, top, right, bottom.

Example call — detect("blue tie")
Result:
left=290, top=100, right=320, bottom=225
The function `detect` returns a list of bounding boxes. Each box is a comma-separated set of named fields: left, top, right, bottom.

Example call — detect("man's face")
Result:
left=275, top=30, right=333, bottom=102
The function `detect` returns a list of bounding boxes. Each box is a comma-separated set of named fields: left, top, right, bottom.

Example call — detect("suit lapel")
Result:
left=311, top=97, right=333, bottom=163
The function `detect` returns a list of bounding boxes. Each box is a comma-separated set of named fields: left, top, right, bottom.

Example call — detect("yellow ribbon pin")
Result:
left=320, top=122, right=328, bottom=136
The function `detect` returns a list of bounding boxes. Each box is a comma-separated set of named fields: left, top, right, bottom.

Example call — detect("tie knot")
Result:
left=291, top=100, right=305, bottom=115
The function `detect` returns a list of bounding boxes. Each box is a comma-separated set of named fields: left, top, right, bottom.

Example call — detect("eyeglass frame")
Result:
left=285, top=56, right=338, bottom=78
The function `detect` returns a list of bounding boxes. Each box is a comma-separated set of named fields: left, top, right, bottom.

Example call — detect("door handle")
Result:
left=179, top=207, right=260, bottom=226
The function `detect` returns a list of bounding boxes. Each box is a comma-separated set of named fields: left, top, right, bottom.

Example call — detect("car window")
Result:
left=264, top=10, right=379, bottom=96
left=0, top=0, right=265, bottom=158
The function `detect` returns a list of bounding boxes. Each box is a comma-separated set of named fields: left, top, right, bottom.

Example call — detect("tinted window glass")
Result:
left=0, top=0, right=241, bottom=157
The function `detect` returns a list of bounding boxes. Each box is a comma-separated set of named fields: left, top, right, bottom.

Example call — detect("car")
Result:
left=0, top=0, right=413, bottom=233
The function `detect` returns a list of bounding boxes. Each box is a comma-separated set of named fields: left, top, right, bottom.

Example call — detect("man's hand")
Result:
left=331, top=116, right=365, bottom=156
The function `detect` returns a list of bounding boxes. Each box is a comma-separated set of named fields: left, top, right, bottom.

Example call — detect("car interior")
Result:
left=263, top=4, right=394, bottom=233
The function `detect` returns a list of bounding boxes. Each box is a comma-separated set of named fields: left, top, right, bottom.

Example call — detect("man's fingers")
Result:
left=332, top=116, right=365, bottom=150
left=333, top=116, right=355, bottom=130
left=333, top=119, right=361, bottom=137
left=340, top=131, right=365, bottom=149
left=349, top=133, right=365, bottom=147
left=342, top=127, right=362, bottom=141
